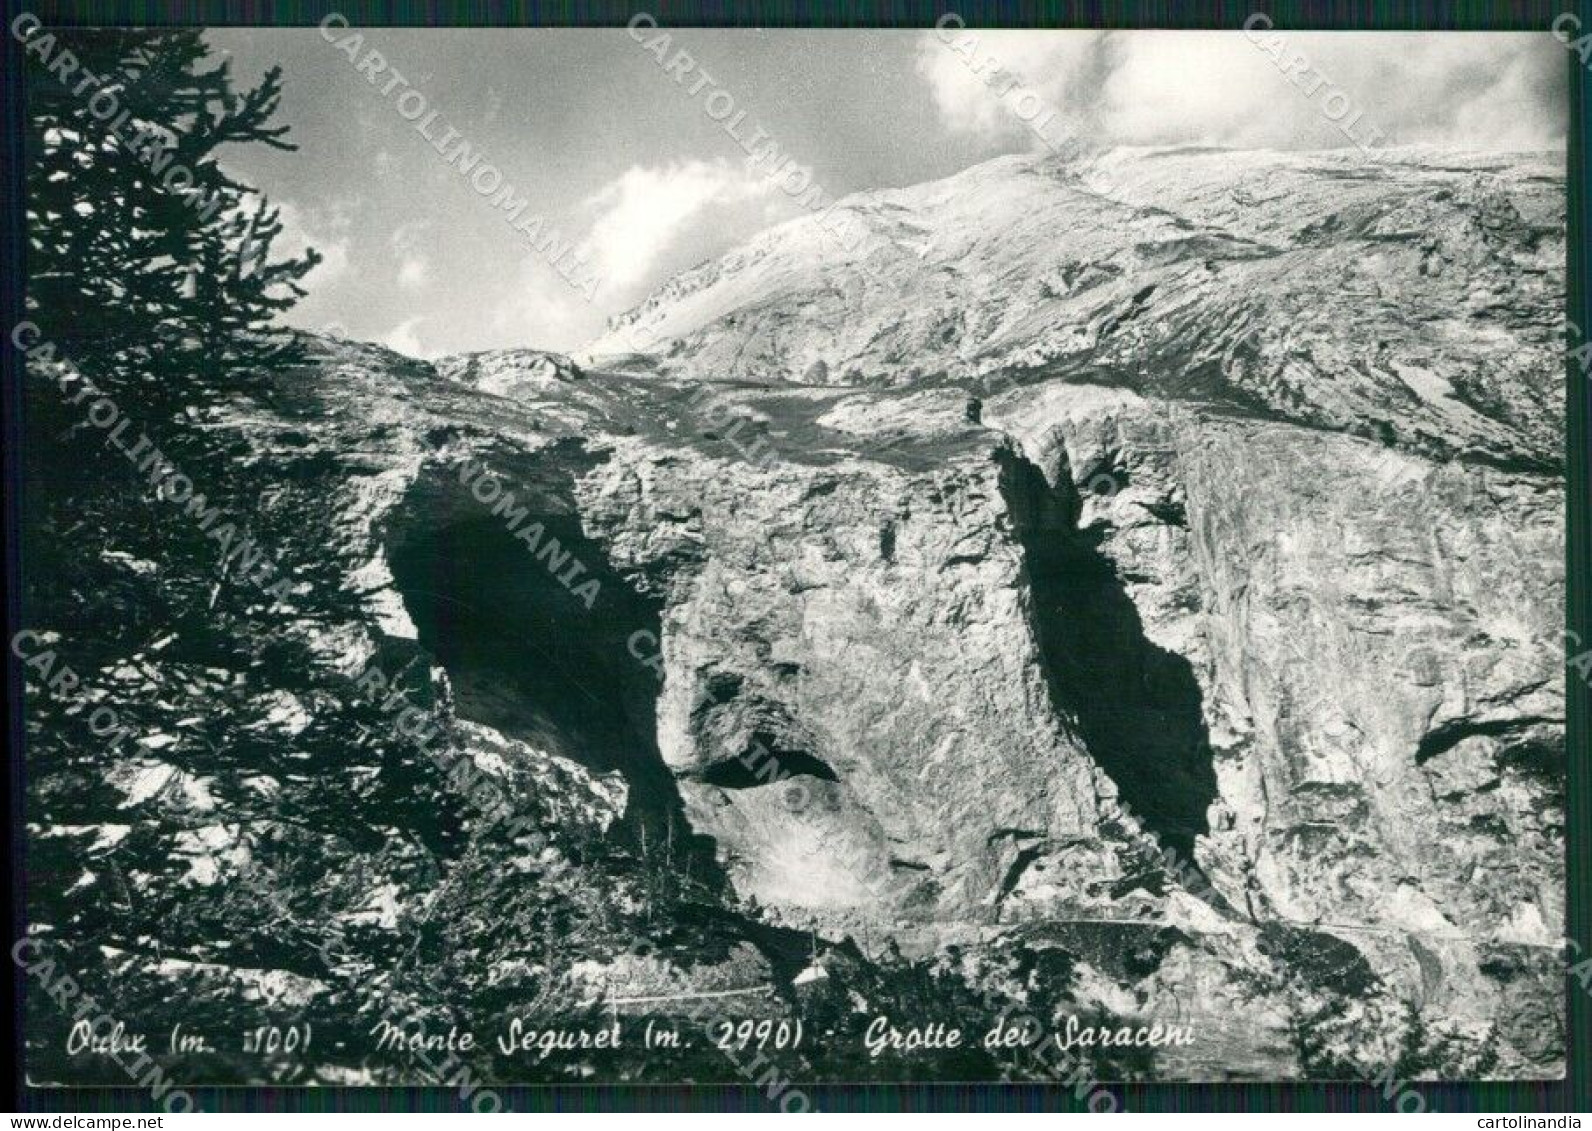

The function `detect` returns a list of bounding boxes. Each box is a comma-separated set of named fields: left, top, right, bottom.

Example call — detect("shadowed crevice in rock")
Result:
left=698, top=745, right=839, bottom=789
left=700, top=748, right=840, bottom=793
left=1413, top=715, right=1560, bottom=765
left=998, top=446, right=1218, bottom=865
left=384, top=461, right=720, bottom=878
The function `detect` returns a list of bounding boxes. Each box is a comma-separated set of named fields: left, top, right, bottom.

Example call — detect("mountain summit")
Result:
left=590, top=146, right=1561, bottom=471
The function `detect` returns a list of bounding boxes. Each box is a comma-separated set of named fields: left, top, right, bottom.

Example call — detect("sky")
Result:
left=204, top=27, right=1568, bottom=359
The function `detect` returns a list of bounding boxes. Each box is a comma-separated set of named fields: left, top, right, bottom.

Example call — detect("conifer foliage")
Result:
left=22, top=26, right=320, bottom=398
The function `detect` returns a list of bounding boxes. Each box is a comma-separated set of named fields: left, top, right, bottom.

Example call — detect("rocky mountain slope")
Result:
left=21, top=145, right=1565, bottom=1086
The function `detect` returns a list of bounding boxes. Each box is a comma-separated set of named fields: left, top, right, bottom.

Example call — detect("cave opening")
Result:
left=998, top=448, right=1218, bottom=866
left=697, top=728, right=841, bottom=790
left=385, top=463, right=718, bottom=879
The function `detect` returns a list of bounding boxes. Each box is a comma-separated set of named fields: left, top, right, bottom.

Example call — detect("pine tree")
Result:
left=22, top=26, right=320, bottom=402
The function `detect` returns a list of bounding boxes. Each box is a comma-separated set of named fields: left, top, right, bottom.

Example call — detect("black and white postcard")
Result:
left=7, top=11, right=1583, bottom=1113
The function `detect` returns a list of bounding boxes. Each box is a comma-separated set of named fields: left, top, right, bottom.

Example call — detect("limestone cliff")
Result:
left=21, top=146, right=1564, bottom=1084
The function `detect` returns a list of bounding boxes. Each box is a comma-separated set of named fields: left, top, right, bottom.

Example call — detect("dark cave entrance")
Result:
left=385, top=460, right=717, bottom=877
left=998, top=449, right=1218, bottom=866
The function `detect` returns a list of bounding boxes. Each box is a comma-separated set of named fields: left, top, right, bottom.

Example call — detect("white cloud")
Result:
left=915, top=29, right=1565, bottom=153
left=382, top=316, right=428, bottom=358
left=484, top=159, right=812, bottom=348
left=578, top=159, right=789, bottom=293
left=273, top=200, right=353, bottom=290
left=916, top=29, right=1103, bottom=140
left=396, top=255, right=429, bottom=289
left=389, top=221, right=431, bottom=290
left=489, top=258, right=597, bottom=354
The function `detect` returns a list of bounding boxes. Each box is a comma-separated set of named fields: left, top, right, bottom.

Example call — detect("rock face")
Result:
left=22, top=146, right=1564, bottom=1084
